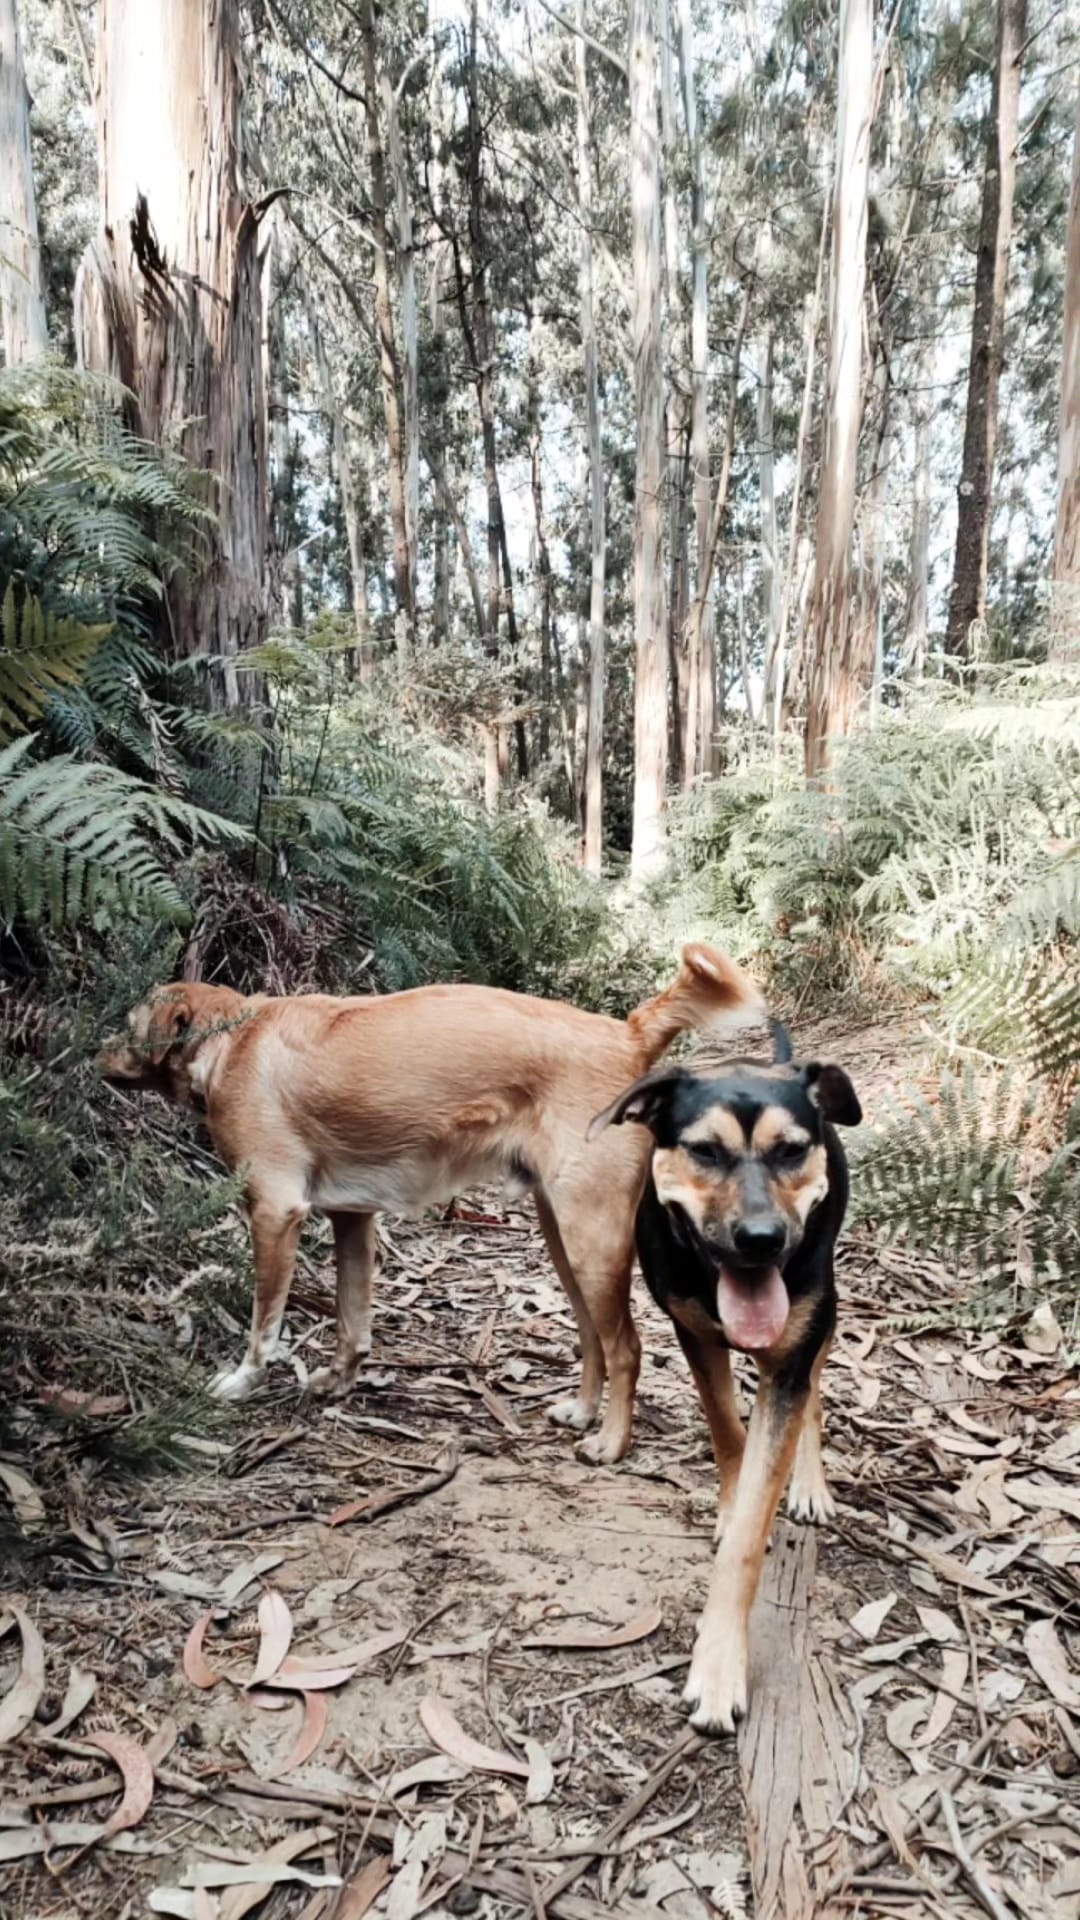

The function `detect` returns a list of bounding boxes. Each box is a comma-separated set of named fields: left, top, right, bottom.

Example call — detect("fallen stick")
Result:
left=820, top=1725, right=999, bottom=1899
left=541, top=1725, right=704, bottom=1905
left=939, top=1788, right=1016, bottom=1920
left=329, top=1443, right=460, bottom=1528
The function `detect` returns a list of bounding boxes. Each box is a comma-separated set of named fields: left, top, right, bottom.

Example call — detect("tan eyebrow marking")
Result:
left=682, top=1107, right=746, bottom=1155
left=751, top=1107, right=812, bottom=1152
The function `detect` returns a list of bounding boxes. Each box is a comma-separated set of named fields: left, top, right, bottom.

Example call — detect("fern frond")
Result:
left=0, top=584, right=110, bottom=740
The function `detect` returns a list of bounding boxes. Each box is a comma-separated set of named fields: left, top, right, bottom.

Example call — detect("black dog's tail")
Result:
left=770, top=1017, right=794, bottom=1064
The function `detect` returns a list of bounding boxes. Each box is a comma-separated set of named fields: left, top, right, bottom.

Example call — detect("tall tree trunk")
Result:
left=527, top=333, right=553, bottom=761
left=772, top=186, right=829, bottom=747
left=675, top=0, right=713, bottom=786
left=944, top=0, right=1027, bottom=659
left=757, top=323, right=781, bottom=722
left=578, top=0, right=606, bottom=876
left=629, top=0, right=668, bottom=878
left=267, top=226, right=303, bottom=631
left=75, top=0, right=269, bottom=702
left=455, top=2, right=526, bottom=776
left=861, top=357, right=891, bottom=715
left=308, top=301, right=371, bottom=680
left=0, top=0, right=48, bottom=363
left=803, top=0, right=874, bottom=777
left=904, top=339, right=932, bottom=680
left=684, top=285, right=750, bottom=779
left=383, top=71, right=420, bottom=637
left=357, top=0, right=414, bottom=665
left=1051, top=79, right=1080, bottom=664
left=658, top=0, right=687, bottom=785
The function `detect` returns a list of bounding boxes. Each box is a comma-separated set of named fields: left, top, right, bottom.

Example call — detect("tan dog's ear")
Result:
left=144, top=989, right=195, bottom=1065
left=587, top=1067, right=687, bottom=1142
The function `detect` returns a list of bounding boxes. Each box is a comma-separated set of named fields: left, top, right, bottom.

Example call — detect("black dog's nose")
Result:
left=733, top=1220, right=786, bottom=1262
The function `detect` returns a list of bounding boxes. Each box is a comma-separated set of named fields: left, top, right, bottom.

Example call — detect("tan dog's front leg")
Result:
left=310, top=1210, right=377, bottom=1394
left=212, top=1198, right=308, bottom=1401
left=683, top=1381, right=807, bottom=1734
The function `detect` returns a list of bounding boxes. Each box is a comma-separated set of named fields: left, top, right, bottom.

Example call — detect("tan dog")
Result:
left=99, top=946, right=763, bottom=1463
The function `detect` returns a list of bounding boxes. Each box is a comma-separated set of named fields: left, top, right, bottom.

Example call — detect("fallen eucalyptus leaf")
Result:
left=0, top=1604, right=45, bottom=1745
left=418, top=1696, right=528, bottom=1779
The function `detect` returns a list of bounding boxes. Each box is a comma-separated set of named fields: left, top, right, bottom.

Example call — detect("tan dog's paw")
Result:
left=575, top=1428, right=627, bottom=1468
left=787, top=1480, right=836, bottom=1525
left=682, top=1633, right=749, bottom=1736
left=307, top=1362, right=353, bottom=1398
left=548, top=1396, right=596, bottom=1434
left=210, top=1362, right=264, bottom=1402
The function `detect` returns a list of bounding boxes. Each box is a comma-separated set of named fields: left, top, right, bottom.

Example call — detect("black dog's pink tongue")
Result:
left=717, top=1266, right=788, bottom=1352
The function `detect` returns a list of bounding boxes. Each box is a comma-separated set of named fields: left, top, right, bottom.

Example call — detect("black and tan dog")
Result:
left=589, top=1025, right=861, bottom=1734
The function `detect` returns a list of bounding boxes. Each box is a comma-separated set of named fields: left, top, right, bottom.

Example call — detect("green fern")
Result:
left=0, top=736, right=249, bottom=929
left=0, top=583, right=111, bottom=740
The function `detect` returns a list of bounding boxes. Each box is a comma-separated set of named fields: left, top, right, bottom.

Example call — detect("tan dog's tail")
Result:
left=626, top=943, right=765, bottom=1065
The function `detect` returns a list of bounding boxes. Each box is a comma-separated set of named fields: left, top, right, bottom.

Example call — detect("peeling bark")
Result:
left=1052, top=79, right=1080, bottom=665
left=0, top=0, right=48, bottom=364
left=75, top=0, right=270, bottom=701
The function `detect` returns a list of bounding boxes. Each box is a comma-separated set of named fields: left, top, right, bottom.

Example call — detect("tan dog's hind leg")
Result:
left=683, top=1383, right=806, bottom=1734
left=787, top=1337, right=835, bottom=1523
left=575, top=1260, right=640, bottom=1466
left=674, top=1325, right=746, bottom=1542
left=212, top=1197, right=308, bottom=1401
left=310, top=1211, right=377, bottom=1394
left=535, top=1191, right=606, bottom=1438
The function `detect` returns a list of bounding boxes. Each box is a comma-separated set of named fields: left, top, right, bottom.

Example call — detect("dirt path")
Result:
left=3, top=1020, right=1080, bottom=1919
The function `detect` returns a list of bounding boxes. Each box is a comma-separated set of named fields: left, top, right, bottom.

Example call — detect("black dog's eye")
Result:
left=772, top=1140, right=807, bottom=1166
left=688, top=1140, right=735, bottom=1170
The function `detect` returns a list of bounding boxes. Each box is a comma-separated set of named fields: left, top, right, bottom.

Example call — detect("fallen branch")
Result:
left=821, top=1725, right=999, bottom=1899
left=329, top=1442, right=460, bottom=1528
left=541, top=1725, right=704, bottom=1905
left=939, top=1788, right=1017, bottom=1920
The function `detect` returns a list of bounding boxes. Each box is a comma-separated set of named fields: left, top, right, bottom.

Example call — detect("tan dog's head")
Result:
left=98, top=981, right=245, bottom=1104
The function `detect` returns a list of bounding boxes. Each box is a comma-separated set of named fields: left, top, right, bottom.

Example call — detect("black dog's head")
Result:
left=589, top=1037, right=861, bottom=1352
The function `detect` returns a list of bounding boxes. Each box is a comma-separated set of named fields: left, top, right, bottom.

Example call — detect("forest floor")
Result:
left=3, top=1015, right=1080, bottom=1920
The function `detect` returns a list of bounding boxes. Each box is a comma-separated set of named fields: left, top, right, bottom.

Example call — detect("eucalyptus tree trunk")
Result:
left=1051, top=79, right=1080, bottom=664
left=308, top=301, right=371, bottom=680
left=859, top=352, right=891, bottom=715
left=527, top=334, right=553, bottom=761
left=676, top=0, right=712, bottom=785
left=357, top=0, right=414, bottom=664
left=803, top=0, right=874, bottom=777
left=629, top=0, right=668, bottom=879
left=684, top=286, right=750, bottom=778
left=578, top=0, right=606, bottom=876
left=658, top=0, right=688, bottom=782
left=383, top=71, right=419, bottom=638
left=74, top=0, right=268, bottom=702
left=944, top=0, right=1027, bottom=659
left=757, top=324, right=781, bottom=722
left=0, top=0, right=48, bottom=363
left=268, top=256, right=304, bottom=633
left=904, top=342, right=932, bottom=680
left=773, top=186, right=828, bottom=748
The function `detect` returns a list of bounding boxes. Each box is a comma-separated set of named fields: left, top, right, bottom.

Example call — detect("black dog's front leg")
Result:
left=682, top=1373, right=809, bottom=1734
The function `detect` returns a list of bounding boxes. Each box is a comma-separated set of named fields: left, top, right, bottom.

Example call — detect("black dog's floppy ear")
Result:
left=804, top=1062, right=862, bottom=1127
left=587, top=1067, right=685, bottom=1142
